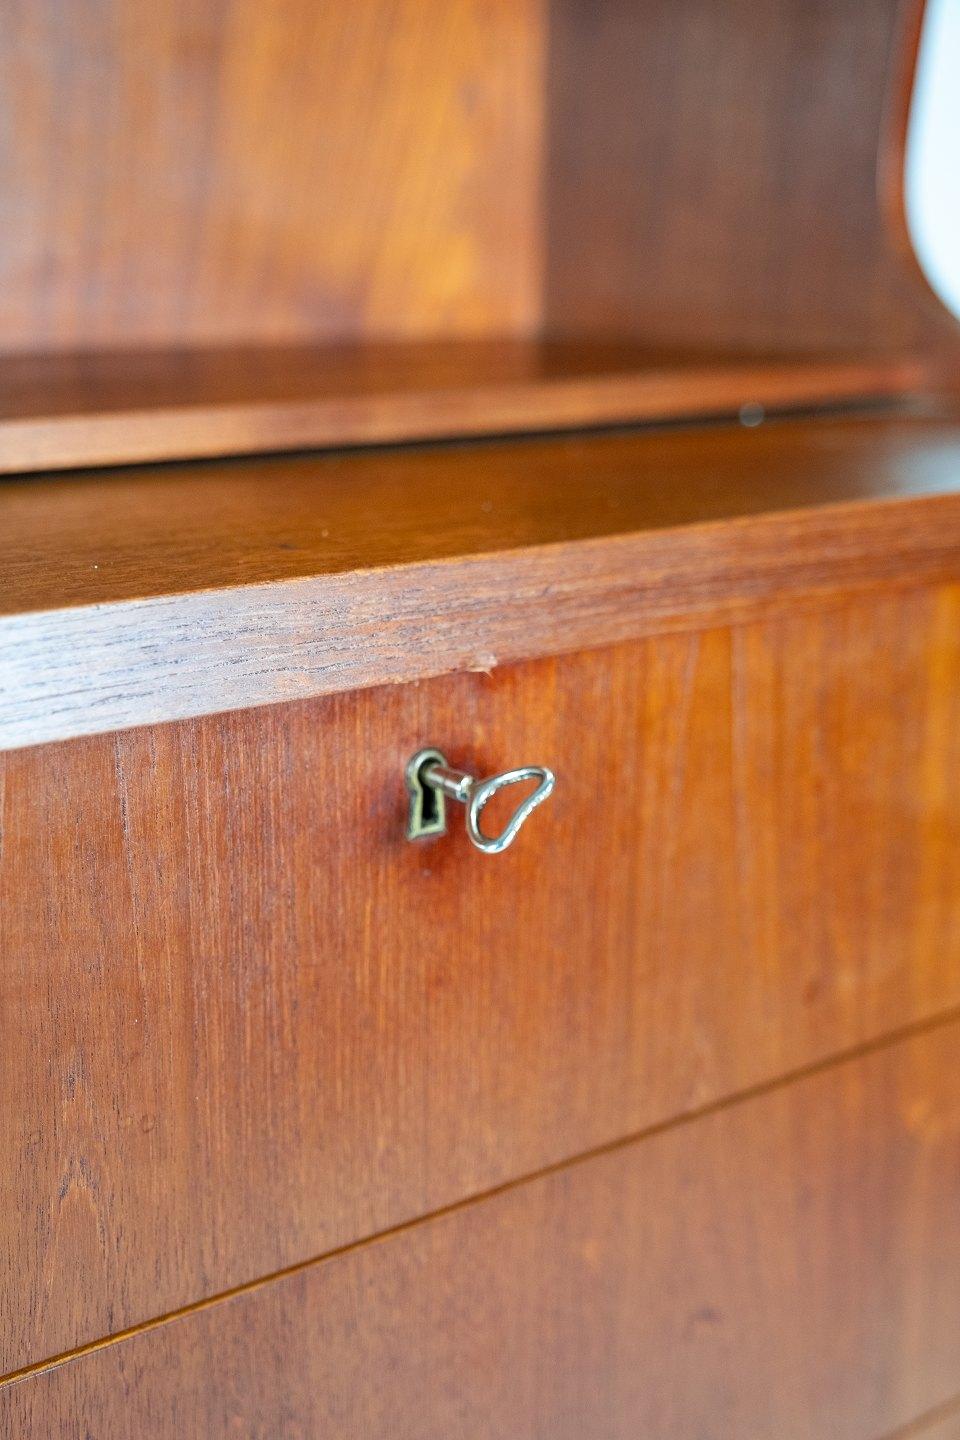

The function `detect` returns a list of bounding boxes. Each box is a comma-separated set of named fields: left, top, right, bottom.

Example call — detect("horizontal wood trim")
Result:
left=4, top=593, right=960, bottom=1372
left=4, top=496, right=960, bottom=751
left=6, top=414, right=960, bottom=749
left=4, top=1020, right=960, bottom=1437
left=0, top=343, right=924, bottom=473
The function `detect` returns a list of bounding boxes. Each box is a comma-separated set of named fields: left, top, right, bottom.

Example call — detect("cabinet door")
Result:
left=4, top=1022, right=960, bottom=1437
left=4, top=584, right=960, bottom=1373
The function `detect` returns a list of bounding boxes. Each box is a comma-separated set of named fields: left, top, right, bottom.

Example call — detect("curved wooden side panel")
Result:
left=544, top=0, right=960, bottom=357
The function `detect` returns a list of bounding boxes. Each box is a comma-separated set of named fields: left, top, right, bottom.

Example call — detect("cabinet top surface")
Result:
left=3, top=408, right=960, bottom=619
left=5, top=409, right=960, bottom=751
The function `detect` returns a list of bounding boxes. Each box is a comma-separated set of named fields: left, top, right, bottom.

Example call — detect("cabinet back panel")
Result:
left=0, top=0, right=543, bottom=351
left=0, top=0, right=948, bottom=358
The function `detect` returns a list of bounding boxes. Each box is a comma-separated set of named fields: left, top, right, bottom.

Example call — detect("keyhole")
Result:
left=417, top=758, right=442, bottom=831
left=405, top=748, right=449, bottom=841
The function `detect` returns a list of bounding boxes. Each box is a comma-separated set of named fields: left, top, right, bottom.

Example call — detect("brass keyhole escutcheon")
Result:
left=405, top=748, right=555, bottom=855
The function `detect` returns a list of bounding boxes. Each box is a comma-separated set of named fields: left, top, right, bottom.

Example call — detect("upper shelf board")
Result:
left=0, top=341, right=928, bottom=474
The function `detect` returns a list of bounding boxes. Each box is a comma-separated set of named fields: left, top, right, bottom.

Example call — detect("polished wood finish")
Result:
left=3, top=0, right=943, bottom=362
left=0, top=0, right=952, bottom=473
left=0, top=342, right=926, bottom=474
left=4, top=1022, right=960, bottom=1435
left=544, top=0, right=957, bottom=355
left=4, top=2, right=960, bottom=1432
left=16, top=409, right=960, bottom=617
left=4, top=589, right=960, bottom=1373
left=0, top=0, right=542, bottom=354
left=6, top=411, right=960, bottom=748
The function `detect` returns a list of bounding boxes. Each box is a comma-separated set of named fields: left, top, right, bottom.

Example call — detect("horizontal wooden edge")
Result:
left=5, top=488, right=960, bottom=750
left=0, top=355, right=927, bottom=474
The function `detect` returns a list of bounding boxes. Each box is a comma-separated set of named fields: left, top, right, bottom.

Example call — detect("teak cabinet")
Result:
left=2, top=2, right=960, bottom=1437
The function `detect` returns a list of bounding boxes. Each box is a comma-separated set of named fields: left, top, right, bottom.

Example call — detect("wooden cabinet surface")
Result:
left=3, top=585, right=960, bottom=1379
left=3, top=1, right=960, bottom=1429
left=4, top=1021, right=960, bottom=1437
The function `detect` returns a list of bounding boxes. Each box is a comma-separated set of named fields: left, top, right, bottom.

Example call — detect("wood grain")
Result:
left=6, top=412, right=960, bottom=748
left=1, top=0, right=952, bottom=384
left=0, top=0, right=542, bottom=352
left=544, top=0, right=958, bottom=355
left=4, top=1021, right=960, bottom=1436
left=0, top=342, right=926, bottom=474
left=888, top=1401, right=960, bottom=1440
left=4, top=589, right=960, bottom=1373
left=3, top=6, right=959, bottom=1434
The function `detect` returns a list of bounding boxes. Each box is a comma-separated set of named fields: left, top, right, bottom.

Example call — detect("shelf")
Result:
left=3, top=407, right=960, bottom=750
left=0, top=340, right=929, bottom=474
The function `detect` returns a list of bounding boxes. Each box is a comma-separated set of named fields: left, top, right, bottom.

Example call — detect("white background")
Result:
left=906, top=0, right=960, bottom=319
